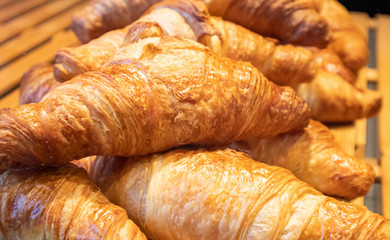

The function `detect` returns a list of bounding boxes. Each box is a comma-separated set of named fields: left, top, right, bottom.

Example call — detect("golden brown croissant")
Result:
left=319, top=0, right=369, bottom=73
left=56, top=0, right=316, bottom=85
left=19, top=63, right=60, bottom=105
left=78, top=148, right=389, bottom=239
left=295, top=69, right=381, bottom=122
left=18, top=62, right=373, bottom=200
left=0, top=36, right=309, bottom=167
left=71, top=0, right=161, bottom=43
left=209, top=0, right=330, bottom=47
left=71, top=0, right=330, bottom=47
left=233, top=119, right=375, bottom=199
left=0, top=164, right=146, bottom=239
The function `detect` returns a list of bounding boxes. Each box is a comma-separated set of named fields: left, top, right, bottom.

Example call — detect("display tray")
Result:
left=0, top=0, right=388, bottom=218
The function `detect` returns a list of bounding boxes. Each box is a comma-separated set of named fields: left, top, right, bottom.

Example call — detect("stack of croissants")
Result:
left=0, top=0, right=388, bottom=239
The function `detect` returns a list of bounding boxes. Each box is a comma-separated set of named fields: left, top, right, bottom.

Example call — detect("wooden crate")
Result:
left=0, top=0, right=388, bottom=218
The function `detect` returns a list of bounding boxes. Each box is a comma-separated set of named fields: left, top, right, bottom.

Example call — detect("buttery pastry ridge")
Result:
left=0, top=36, right=309, bottom=167
left=234, top=119, right=375, bottom=199
left=0, top=164, right=146, bottom=240
left=79, top=148, right=390, bottom=240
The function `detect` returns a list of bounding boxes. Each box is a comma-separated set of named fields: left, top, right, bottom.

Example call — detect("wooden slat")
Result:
left=0, top=89, right=19, bottom=108
left=0, top=2, right=87, bottom=67
left=0, top=29, right=78, bottom=97
left=355, top=67, right=368, bottom=159
left=330, top=124, right=356, bottom=156
left=0, top=0, right=49, bottom=22
left=0, top=0, right=82, bottom=43
left=353, top=68, right=368, bottom=207
left=365, top=158, right=382, bottom=180
left=367, top=68, right=379, bottom=82
left=347, top=13, right=371, bottom=207
left=350, top=13, right=370, bottom=161
left=377, top=14, right=390, bottom=219
left=351, top=12, right=370, bottom=39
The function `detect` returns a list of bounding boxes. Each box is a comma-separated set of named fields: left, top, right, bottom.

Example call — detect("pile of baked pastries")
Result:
left=1, top=0, right=388, bottom=239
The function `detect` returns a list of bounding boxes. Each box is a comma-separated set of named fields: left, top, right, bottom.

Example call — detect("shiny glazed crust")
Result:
left=0, top=164, right=146, bottom=239
left=207, top=0, right=330, bottom=47
left=17, top=63, right=376, bottom=199
left=56, top=0, right=317, bottom=86
left=0, top=36, right=309, bottom=167
left=71, top=0, right=330, bottom=47
left=80, top=148, right=389, bottom=239
left=235, top=119, right=375, bottom=199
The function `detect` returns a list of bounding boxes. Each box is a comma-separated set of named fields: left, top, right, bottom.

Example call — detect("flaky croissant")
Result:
left=295, top=69, right=381, bottom=122
left=72, top=0, right=330, bottom=47
left=319, top=0, right=368, bottom=73
left=0, top=36, right=309, bottom=167
left=17, top=63, right=374, bottom=200
left=312, top=48, right=356, bottom=84
left=0, top=164, right=146, bottom=239
left=233, top=119, right=375, bottom=199
left=77, top=148, right=389, bottom=239
left=19, top=63, right=60, bottom=105
left=56, top=0, right=316, bottom=85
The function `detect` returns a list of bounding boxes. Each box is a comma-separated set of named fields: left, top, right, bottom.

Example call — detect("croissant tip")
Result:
left=71, top=16, right=91, bottom=44
left=53, top=64, right=72, bottom=82
left=364, top=90, right=382, bottom=119
left=328, top=161, right=376, bottom=200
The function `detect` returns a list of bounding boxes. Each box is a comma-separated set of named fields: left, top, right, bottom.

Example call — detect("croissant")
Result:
left=295, top=69, right=381, bottom=122
left=312, top=48, right=356, bottom=84
left=56, top=0, right=316, bottom=85
left=19, top=63, right=60, bottom=105
left=17, top=64, right=375, bottom=199
left=319, top=0, right=368, bottom=72
left=0, top=164, right=146, bottom=239
left=0, top=36, right=309, bottom=167
left=233, top=119, right=375, bottom=199
left=71, top=0, right=330, bottom=47
left=77, top=148, right=389, bottom=239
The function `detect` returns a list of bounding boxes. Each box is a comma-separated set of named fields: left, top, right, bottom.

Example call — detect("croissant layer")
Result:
left=0, top=164, right=146, bottom=240
left=0, top=37, right=309, bottom=167
left=79, top=148, right=389, bottom=240
left=71, top=0, right=330, bottom=47
left=234, top=119, right=375, bottom=199
left=56, top=0, right=316, bottom=86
